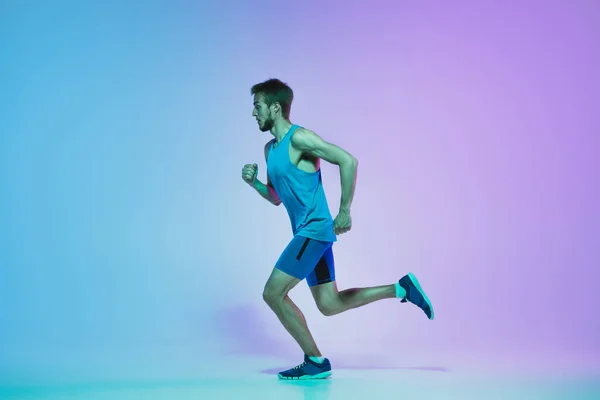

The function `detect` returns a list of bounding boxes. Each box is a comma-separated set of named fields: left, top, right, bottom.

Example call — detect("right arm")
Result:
left=252, top=179, right=281, bottom=206
left=242, top=140, right=281, bottom=206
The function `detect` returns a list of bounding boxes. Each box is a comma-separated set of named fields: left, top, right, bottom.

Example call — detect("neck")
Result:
left=271, top=119, right=293, bottom=142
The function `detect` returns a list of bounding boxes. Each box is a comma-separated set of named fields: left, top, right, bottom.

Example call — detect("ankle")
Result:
left=308, top=355, right=325, bottom=364
left=395, top=281, right=406, bottom=299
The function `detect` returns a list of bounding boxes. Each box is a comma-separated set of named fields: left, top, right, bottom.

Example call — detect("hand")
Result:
left=242, top=163, right=258, bottom=185
left=333, top=209, right=352, bottom=235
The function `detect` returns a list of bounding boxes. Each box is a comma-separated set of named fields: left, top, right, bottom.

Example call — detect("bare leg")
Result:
left=338, top=284, right=396, bottom=311
left=263, top=268, right=322, bottom=357
left=266, top=295, right=322, bottom=357
left=311, top=282, right=400, bottom=316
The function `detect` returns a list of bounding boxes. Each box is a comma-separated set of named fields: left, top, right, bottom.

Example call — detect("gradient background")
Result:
left=1, top=0, right=599, bottom=386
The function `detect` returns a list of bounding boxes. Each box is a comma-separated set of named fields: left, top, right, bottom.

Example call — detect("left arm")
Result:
left=291, top=128, right=358, bottom=233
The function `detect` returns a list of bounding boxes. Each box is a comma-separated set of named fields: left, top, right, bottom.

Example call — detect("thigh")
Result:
left=274, top=236, right=332, bottom=283
left=310, top=280, right=340, bottom=307
left=306, top=246, right=336, bottom=288
left=264, top=267, right=302, bottom=297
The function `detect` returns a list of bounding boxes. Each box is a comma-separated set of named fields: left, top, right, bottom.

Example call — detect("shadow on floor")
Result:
left=216, top=304, right=450, bottom=375
left=261, top=365, right=450, bottom=374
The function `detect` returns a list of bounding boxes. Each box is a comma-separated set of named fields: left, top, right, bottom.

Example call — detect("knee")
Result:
left=317, top=301, right=339, bottom=317
left=262, top=286, right=284, bottom=306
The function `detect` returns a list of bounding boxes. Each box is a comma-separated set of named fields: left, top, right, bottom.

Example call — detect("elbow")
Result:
left=346, top=156, right=358, bottom=169
left=338, top=156, right=358, bottom=170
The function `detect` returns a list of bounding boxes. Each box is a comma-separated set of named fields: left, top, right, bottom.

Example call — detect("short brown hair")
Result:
left=251, top=78, right=294, bottom=119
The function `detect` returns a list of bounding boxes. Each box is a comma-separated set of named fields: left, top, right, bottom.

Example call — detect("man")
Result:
left=242, top=78, right=434, bottom=380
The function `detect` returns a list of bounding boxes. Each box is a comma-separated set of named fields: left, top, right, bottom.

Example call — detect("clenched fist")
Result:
left=242, top=163, right=258, bottom=185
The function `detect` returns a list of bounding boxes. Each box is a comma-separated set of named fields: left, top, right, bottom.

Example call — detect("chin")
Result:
left=261, top=120, right=274, bottom=132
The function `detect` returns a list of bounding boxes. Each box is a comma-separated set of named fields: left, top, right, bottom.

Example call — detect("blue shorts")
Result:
left=275, top=235, right=336, bottom=287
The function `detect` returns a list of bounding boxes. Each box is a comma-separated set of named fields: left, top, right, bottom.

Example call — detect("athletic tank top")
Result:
left=267, top=125, right=337, bottom=242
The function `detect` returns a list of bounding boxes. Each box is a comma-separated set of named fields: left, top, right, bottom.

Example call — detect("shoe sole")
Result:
left=408, top=272, right=435, bottom=320
left=278, top=371, right=332, bottom=380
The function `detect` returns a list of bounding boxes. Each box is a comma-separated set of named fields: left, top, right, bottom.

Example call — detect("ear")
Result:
left=271, top=102, right=281, bottom=114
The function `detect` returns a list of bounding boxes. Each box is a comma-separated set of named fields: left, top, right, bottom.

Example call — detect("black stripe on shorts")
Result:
left=314, top=255, right=331, bottom=284
left=296, top=237, right=311, bottom=260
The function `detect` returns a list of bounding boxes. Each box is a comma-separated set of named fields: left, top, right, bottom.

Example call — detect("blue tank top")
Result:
left=267, top=125, right=337, bottom=242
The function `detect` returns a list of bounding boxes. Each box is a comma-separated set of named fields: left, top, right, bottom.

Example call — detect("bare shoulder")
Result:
left=291, top=127, right=322, bottom=149
left=291, top=127, right=357, bottom=165
left=263, top=138, right=275, bottom=161
left=264, top=138, right=275, bottom=150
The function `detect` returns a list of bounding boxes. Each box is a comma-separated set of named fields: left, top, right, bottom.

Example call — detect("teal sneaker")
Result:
left=278, top=355, right=332, bottom=380
left=399, top=272, right=434, bottom=320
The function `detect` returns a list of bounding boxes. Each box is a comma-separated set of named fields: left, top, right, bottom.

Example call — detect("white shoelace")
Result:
left=293, top=362, right=307, bottom=370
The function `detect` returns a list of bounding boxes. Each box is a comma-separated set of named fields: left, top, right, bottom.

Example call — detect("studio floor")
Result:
left=1, top=354, right=599, bottom=400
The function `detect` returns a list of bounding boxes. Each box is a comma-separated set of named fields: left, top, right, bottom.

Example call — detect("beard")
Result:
left=259, top=117, right=274, bottom=132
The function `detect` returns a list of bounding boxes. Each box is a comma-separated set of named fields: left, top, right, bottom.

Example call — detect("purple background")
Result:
left=1, top=0, right=598, bottom=379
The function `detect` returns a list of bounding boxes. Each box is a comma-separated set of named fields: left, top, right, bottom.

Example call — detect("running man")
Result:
left=242, top=78, right=434, bottom=380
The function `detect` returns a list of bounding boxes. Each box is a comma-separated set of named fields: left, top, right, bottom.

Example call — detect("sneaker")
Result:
left=399, top=272, right=434, bottom=320
left=278, top=355, right=332, bottom=380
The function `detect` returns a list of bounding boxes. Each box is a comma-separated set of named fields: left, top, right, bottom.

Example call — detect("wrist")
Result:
left=339, top=206, right=350, bottom=214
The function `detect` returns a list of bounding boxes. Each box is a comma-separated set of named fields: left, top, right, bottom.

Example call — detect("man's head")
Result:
left=251, top=78, right=294, bottom=132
